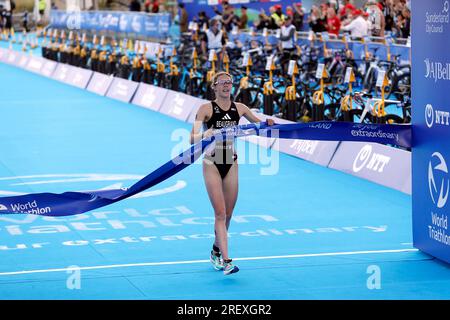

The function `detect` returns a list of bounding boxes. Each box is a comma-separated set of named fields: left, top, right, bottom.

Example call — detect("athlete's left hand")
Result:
left=266, top=119, right=275, bottom=126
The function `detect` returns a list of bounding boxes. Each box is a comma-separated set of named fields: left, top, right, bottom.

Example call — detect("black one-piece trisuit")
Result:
left=204, top=101, right=241, bottom=179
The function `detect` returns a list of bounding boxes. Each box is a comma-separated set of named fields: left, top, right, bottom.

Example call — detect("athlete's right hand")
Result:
left=202, top=129, right=215, bottom=139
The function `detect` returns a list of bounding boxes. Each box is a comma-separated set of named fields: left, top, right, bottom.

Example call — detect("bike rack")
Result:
left=285, top=61, right=299, bottom=122
left=156, top=47, right=165, bottom=87
left=238, top=54, right=252, bottom=106
left=340, top=67, right=356, bottom=122
left=263, top=59, right=276, bottom=116
left=222, top=47, right=230, bottom=73
left=312, top=66, right=329, bottom=121
left=373, top=72, right=390, bottom=123
left=169, top=47, right=180, bottom=91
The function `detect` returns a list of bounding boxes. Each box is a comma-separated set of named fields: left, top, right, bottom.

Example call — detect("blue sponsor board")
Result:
left=412, top=1, right=450, bottom=263
left=49, top=10, right=171, bottom=40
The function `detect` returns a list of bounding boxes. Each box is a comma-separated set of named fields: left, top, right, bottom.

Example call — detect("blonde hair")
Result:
left=211, top=72, right=234, bottom=89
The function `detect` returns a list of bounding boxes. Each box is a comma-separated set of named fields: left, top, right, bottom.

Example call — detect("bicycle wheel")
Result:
left=323, top=103, right=341, bottom=121
left=385, top=114, right=404, bottom=124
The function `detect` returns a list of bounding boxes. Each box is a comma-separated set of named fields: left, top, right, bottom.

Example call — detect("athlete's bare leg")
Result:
left=222, top=161, right=238, bottom=231
left=203, top=159, right=230, bottom=260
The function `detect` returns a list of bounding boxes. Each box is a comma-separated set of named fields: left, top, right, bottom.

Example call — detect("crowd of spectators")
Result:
left=188, top=0, right=411, bottom=40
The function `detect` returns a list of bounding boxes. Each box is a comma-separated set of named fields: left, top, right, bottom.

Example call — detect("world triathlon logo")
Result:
left=428, top=152, right=450, bottom=208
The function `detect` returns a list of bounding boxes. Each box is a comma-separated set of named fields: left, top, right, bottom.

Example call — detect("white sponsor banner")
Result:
left=105, top=78, right=139, bottom=103
left=87, top=72, right=115, bottom=96
left=15, top=53, right=30, bottom=69
left=68, top=67, right=93, bottom=89
left=52, top=63, right=72, bottom=83
left=328, top=141, right=411, bottom=194
left=187, top=97, right=209, bottom=124
left=131, top=83, right=168, bottom=112
left=5, top=50, right=19, bottom=65
left=159, top=90, right=196, bottom=122
left=25, top=56, right=45, bottom=74
left=0, top=47, right=7, bottom=63
left=40, top=59, right=58, bottom=77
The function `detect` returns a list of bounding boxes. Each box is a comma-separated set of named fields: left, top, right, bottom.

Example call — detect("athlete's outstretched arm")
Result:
left=236, top=102, right=275, bottom=125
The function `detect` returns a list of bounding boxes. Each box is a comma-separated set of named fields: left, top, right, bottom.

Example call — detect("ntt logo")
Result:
left=424, top=104, right=449, bottom=128
left=353, top=145, right=391, bottom=173
left=426, top=104, right=434, bottom=128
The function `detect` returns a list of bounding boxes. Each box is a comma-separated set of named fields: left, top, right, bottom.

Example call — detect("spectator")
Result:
left=292, top=3, right=305, bottom=31
left=265, top=6, right=278, bottom=29
left=214, top=1, right=235, bottom=32
left=197, top=11, right=210, bottom=30
left=320, top=3, right=329, bottom=19
left=363, top=11, right=372, bottom=32
left=279, top=15, right=297, bottom=74
left=129, top=0, right=141, bottom=12
left=2, top=1, right=13, bottom=30
left=23, top=10, right=29, bottom=32
left=271, top=5, right=286, bottom=28
left=308, top=5, right=327, bottom=33
left=286, top=5, right=294, bottom=18
left=0, top=5, right=5, bottom=30
left=341, top=9, right=369, bottom=39
left=339, top=3, right=356, bottom=21
left=144, top=0, right=150, bottom=12
left=151, top=0, right=159, bottom=13
left=394, top=6, right=410, bottom=38
left=380, top=0, right=394, bottom=32
left=365, top=0, right=385, bottom=37
left=254, top=10, right=271, bottom=31
left=328, top=0, right=338, bottom=11
left=326, top=7, right=341, bottom=36
left=237, top=6, right=248, bottom=30
left=179, top=3, right=188, bottom=33
left=201, top=19, right=225, bottom=56
left=222, top=6, right=236, bottom=32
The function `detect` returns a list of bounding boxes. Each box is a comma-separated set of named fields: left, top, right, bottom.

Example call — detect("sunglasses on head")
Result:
left=215, top=79, right=233, bottom=85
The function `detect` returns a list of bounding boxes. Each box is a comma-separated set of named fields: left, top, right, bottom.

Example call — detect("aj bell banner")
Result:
left=0, top=122, right=410, bottom=217
left=412, top=0, right=450, bottom=263
left=49, top=10, right=171, bottom=40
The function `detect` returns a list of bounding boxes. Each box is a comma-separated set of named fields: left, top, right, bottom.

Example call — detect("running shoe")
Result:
left=223, top=259, right=239, bottom=275
left=210, top=250, right=224, bottom=271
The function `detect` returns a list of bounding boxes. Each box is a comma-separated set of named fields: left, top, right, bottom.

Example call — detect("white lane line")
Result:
left=0, top=248, right=419, bottom=276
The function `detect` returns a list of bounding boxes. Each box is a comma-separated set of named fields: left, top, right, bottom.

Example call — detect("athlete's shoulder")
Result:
left=197, top=102, right=214, bottom=113
left=196, top=102, right=214, bottom=121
